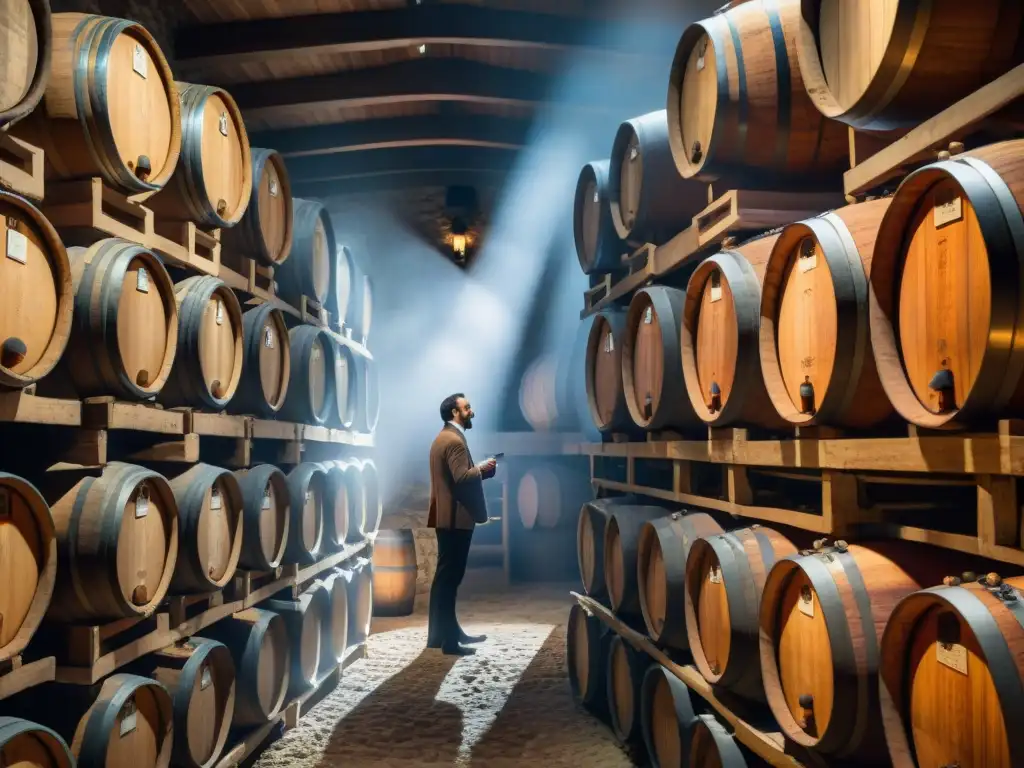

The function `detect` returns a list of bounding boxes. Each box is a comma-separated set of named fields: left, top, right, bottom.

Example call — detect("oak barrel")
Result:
left=227, top=303, right=290, bottom=418
left=608, top=109, right=706, bottom=244
left=0, top=472, right=56, bottom=662
left=158, top=276, right=243, bottom=410
left=267, top=582, right=330, bottom=696
left=667, top=0, right=848, bottom=187
left=330, top=341, right=357, bottom=430
left=12, top=13, right=181, bottom=194
left=684, top=525, right=800, bottom=701
left=233, top=464, right=288, bottom=572
left=0, top=717, right=72, bottom=767
left=371, top=529, right=417, bottom=617
left=45, top=462, right=178, bottom=622
left=167, top=464, right=243, bottom=594
left=681, top=233, right=785, bottom=428
left=585, top=308, right=636, bottom=434
left=607, top=633, right=653, bottom=749
left=276, top=197, right=334, bottom=308
left=330, top=244, right=355, bottom=332
left=221, top=147, right=292, bottom=267
left=283, top=463, right=325, bottom=566
left=880, top=573, right=1024, bottom=768
left=796, top=1, right=1024, bottom=131
left=640, top=664, right=700, bottom=768
left=317, top=462, right=349, bottom=552
left=603, top=505, right=676, bottom=619
left=280, top=324, right=335, bottom=426
left=354, top=354, right=379, bottom=434
left=316, top=569, right=349, bottom=666
left=689, top=715, right=749, bottom=767
left=357, top=459, right=381, bottom=537
left=63, top=239, right=178, bottom=401
left=760, top=199, right=894, bottom=427
left=0, top=0, right=50, bottom=131
left=577, top=495, right=641, bottom=601
left=637, top=511, right=724, bottom=649
left=566, top=602, right=610, bottom=715
left=517, top=465, right=590, bottom=530
left=200, top=608, right=289, bottom=728
left=518, top=353, right=581, bottom=433
left=574, top=159, right=625, bottom=273
left=869, top=140, right=1024, bottom=428
left=341, top=558, right=373, bottom=645
left=341, top=256, right=373, bottom=345
left=332, top=460, right=366, bottom=542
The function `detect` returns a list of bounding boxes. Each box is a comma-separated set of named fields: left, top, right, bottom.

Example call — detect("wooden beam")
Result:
left=291, top=168, right=510, bottom=197
left=285, top=145, right=517, bottom=183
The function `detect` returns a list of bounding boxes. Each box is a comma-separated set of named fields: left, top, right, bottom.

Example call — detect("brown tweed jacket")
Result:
left=428, top=424, right=488, bottom=530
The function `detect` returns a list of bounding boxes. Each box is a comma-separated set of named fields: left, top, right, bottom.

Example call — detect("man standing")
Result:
left=427, top=392, right=497, bottom=655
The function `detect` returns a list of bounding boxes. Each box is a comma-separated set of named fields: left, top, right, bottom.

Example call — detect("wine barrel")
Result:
left=158, top=276, right=243, bottom=410
left=228, top=303, right=290, bottom=418
left=63, top=239, right=178, bottom=401
left=279, top=325, right=335, bottom=426
left=125, top=638, right=235, bottom=768
left=681, top=233, right=785, bottom=428
left=371, top=529, right=417, bottom=617
left=147, top=83, right=251, bottom=227
left=267, top=582, right=330, bottom=696
left=283, top=463, right=325, bottom=566
left=0, top=0, right=50, bottom=131
left=584, top=308, right=637, bottom=434
left=574, top=159, right=626, bottom=274
left=276, top=197, right=334, bottom=308
left=516, top=465, right=590, bottom=530
left=795, top=1, right=1024, bottom=131
left=330, top=342, right=357, bottom=429
left=603, top=505, right=676, bottom=619
left=869, top=140, right=1024, bottom=428
left=361, top=273, right=374, bottom=344
left=330, top=244, right=355, bottom=332
left=339, top=256, right=373, bottom=345
left=335, top=460, right=366, bottom=542
left=760, top=200, right=894, bottom=428
left=0, top=717, right=73, bottom=767
left=607, top=634, right=653, bottom=748
left=519, top=353, right=581, bottom=432
left=199, top=608, right=289, bottom=728
left=607, top=109, right=706, bottom=244
left=316, top=569, right=349, bottom=666
left=577, top=495, right=642, bottom=601
left=342, top=559, right=373, bottom=645
left=353, top=354, right=379, bottom=434
left=684, top=525, right=799, bottom=701
left=167, top=464, right=243, bottom=594
left=566, top=602, right=610, bottom=715
left=689, top=715, right=749, bottom=767
left=221, top=147, right=293, bottom=267
left=623, top=286, right=699, bottom=430
left=316, top=462, right=348, bottom=552
left=358, top=459, right=381, bottom=537
left=45, top=462, right=178, bottom=622
left=758, top=540, right=962, bottom=762
left=880, top=573, right=1024, bottom=768
left=11, top=13, right=181, bottom=194
left=667, top=0, right=849, bottom=186
left=233, top=464, right=289, bottom=571
left=640, top=664, right=700, bottom=768
left=637, top=512, right=724, bottom=649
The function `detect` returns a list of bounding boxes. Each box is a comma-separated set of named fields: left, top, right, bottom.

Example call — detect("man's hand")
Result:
left=477, top=458, right=497, bottom=479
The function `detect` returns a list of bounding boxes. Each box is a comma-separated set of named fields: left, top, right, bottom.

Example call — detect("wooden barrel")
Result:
left=607, top=634, right=653, bottom=748
left=276, top=197, right=334, bottom=308
left=758, top=540, right=963, bottom=762
left=0, top=0, right=51, bottom=131
left=337, top=460, right=366, bottom=542
left=607, top=109, right=706, bottom=244
left=574, top=159, right=625, bottom=273
left=45, top=462, right=178, bottom=622
left=233, top=464, right=288, bottom=571
left=125, top=638, right=235, bottom=768
left=516, top=465, right=589, bottom=530
left=566, top=603, right=610, bottom=715
left=795, top=1, right=1024, bottom=131
left=158, top=276, right=243, bottom=410
left=760, top=200, right=895, bottom=428
left=330, top=342, right=357, bottom=429
left=315, top=462, right=348, bottom=552
left=585, top=308, right=637, bottom=434
left=603, top=505, right=675, bottom=619
left=147, top=83, right=251, bottom=227
left=63, top=239, right=178, bottom=401
left=11, top=13, right=181, bottom=194
left=637, top=512, right=725, bottom=648
left=280, top=325, right=334, bottom=426
left=354, top=354, right=379, bottom=434
left=880, top=573, right=1024, bottom=768
left=684, top=525, right=800, bottom=701
left=667, top=0, right=849, bottom=187
left=342, top=559, right=373, bottom=645
left=316, top=569, right=349, bottom=666
left=682, top=233, right=785, bottom=428
left=228, top=303, right=290, bottom=418
left=869, top=140, right=1024, bottom=428
left=340, top=256, right=373, bottom=345
left=640, top=664, right=700, bottom=768
left=358, top=459, right=381, bottom=537
left=0, top=717, right=73, bottom=767
left=167, top=464, right=243, bottom=594
left=267, top=583, right=329, bottom=696
left=0, top=472, right=57, bottom=663
left=622, top=286, right=698, bottom=430
left=371, top=529, right=417, bottom=617
left=361, top=273, right=374, bottom=344
left=283, top=463, right=325, bottom=566
left=221, top=147, right=293, bottom=267
left=519, top=353, right=581, bottom=432
left=577, top=495, right=642, bottom=601
left=689, top=715, right=749, bottom=767
left=199, top=608, right=289, bottom=728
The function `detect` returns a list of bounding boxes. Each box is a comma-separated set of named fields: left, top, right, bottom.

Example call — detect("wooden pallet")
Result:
left=0, top=656, right=56, bottom=701
left=300, top=296, right=330, bottom=328
left=0, top=133, right=44, bottom=200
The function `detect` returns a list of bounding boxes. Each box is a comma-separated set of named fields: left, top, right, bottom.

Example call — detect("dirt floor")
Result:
left=253, top=572, right=634, bottom=768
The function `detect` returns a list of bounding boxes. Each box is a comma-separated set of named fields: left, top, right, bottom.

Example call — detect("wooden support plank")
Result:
left=978, top=475, right=1020, bottom=549
left=0, top=392, right=81, bottom=425
left=0, top=133, right=44, bottom=200
left=0, top=656, right=55, bottom=700
left=727, top=465, right=753, bottom=505
left=126, top=434, right=200, bottom=463
left=82, top=400, right=185, bottom=434
left=62, top=429, right=107, bottom=466
left=821, top=471, right=867, bottom=536
left=252, top=419, right=302, bottom=441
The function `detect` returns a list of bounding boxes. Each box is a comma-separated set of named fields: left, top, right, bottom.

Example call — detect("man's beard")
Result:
left=462, top=416, right=473, bottom=429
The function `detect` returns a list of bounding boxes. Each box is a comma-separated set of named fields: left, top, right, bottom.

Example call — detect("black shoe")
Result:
left=459, top=632, right=487, bottom=644
left=442, top=644, right=476, bottom=656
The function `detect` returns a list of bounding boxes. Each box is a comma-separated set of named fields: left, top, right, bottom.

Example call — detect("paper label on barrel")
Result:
left=709, top=566, right=722, bottom=584
left=133, top=44, right=148, bottom=79
left=216, top=300, right=224, bottom=325
left=604, top=332, right=614, bottom=353
left=629, top=146, right=638, bottom=161
left=5, top=229, right=27, bottom=265
left=710, top=283, right=722, bottom=302
left=305, top=491, right=313, bottom=504
left=643, top=307, right=653, bottom=324
left=934, top=195, right=963, bottom=228
left=136, top=267, right=150, bottom=293
left=270, top=178, right=280, bottom=197
left=219, top=113, right=229, bottom=137
left=936, top=642, right=968, bottom=675
left=592, top=190, right=599, bottom=204
left=120, top=699, right=138, bottom=737
left=799, top=252, right=817, bottom=273
left=264, top=327, right=274, bottom=348
left=798, top=594, right=814, bottom=618
left=312, top=347, right=320, bottom=361
left=200, top=665, right=213, bottom=690
left=262, top=491, right=272, bottom=510
left=211, top=489, right=222, bottom=510
left=697, top=55, right=705, bottom=71
left=135, top=493, right=149, bottom=518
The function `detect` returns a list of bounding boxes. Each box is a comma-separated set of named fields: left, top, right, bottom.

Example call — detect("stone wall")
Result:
left=380, top=482, right=436, bottom=595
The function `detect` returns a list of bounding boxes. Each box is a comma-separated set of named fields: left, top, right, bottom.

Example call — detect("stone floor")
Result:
left=253, top=571, right=633, bottom=768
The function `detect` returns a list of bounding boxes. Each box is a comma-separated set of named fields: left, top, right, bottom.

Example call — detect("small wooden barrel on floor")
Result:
left=44, top=462, right=178, bottom=622
left=760, top=199, right=894, bottom=428
left=682, top=233, right=784, bottom=428
left=371, top=529, right=417, bottom=617
left=228, top=303, right=290, bottom=418
left=516, top=465, right=589, bottom=530
left=641, top=664, right=700, bottom=768
left=280, top=325, right=335, bottom=426
left=233, top=464, right=288, bottom=572
left=222, top=147, right=293, bottom=267
left=585, top=308, right=636, bottom=434
left=158, top=276, right=244, bottom=410
left=200, top=608, right=289, bottom=729
left=0, top=0, right=51, bottom=131
left=607, top=634, right=652, bottom=750
left=330, top=342, right=358, bottom=429
left=603, top=506, right=675, bottom=620
left=574, top=159, right=625, bottom=274
left=11, top=13, right=181, bottom=194
left=689, top=715, right=750, bottom=767
left=667, top=0, right=848, bottom=187
left=276, top=197, right=334, bottom=309
left=342, top=559, right=373, bottom=645
left=869, top=140, right=1024, bottom=428
left=0, top=188, right=72, bottom=390
left=267, top=582, right=330, bottom=696
left=637, top=512, right=724, bottom=650
left=317, top=462, right=349, bottom=552
left=795, top=1, right=1024, bottom=131
left=317, top=569, right=349, bottom=666
left=577, top=495, right=641, bottom=601
left=0, top=717, right=73, bottom=767
left=62, top=239, right=178, bottom=401
left=283, top=463, right=325, bottom=566
left=357, top=459, right=381, bottom=536
left=566, top=603, right=610, bottom=716
left=167, top=464, right=243, bottom=594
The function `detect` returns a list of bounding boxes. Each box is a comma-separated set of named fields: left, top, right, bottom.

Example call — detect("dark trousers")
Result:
left=427, top=528, right=473, bottom=647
